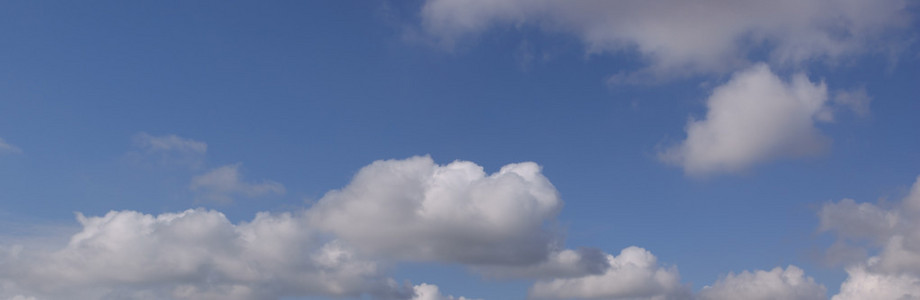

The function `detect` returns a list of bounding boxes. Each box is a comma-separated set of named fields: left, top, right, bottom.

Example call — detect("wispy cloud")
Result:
left=190, top=164, right=285, bottom=203
left=127, top=133, right=207, bottom=168
left=0, top=137, right=22, bottom=155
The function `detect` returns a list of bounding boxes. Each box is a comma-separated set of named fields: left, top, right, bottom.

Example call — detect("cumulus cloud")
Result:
left=0, top=209, right=408, bottom=300
left=659, top=63, right=831, bottom=176
left=309, top=156, right=563, bottom=265
left=419, top=0, right=910, bottom=78
left=698, top=265, right=826, bottom=300
left=190, top=164, right=286, bottom=203
left=0, top=137, right=21, bottom=155
left=821, top=175, right=920, bottom=299
left=529, top=246, right=689, bottom=300
left=833, top=264, right=920, bottom=300
left=411, top=283, right=480, bottom=300
left=129, top=133, right=207, bottom=168
left=0, top=156, right=577, bottom=299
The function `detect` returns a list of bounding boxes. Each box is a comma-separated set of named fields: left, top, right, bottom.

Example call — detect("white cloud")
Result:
left=0, top=209, right=408, bottom=300
left=528, top=246, right=689, bottom=300
left=308, top=156, right=563, bottom=265
left=698, top=265, right=826, bottom=300
left=0, top=137, right=21, bottom=155
left=820, top=175, right=920, bottom=300
left=412, top=283, right=480, bottom=300
left=659, top=63, right=831, bottom=176
left=419, top=0, right=910, bottom=78
left=190, top=164, right=286, bottom=203
left=833, top=264, right=920, bottom=300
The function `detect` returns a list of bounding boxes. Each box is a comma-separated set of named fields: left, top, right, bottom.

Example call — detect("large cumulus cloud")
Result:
left=308, top=156, right=564, bottom=265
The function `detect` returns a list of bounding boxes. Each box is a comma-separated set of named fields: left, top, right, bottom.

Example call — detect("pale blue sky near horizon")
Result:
left=1, top=1, right=919, bottom=299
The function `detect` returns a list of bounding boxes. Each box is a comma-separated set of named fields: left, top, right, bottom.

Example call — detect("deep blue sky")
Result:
left=1, top=1, right=919, bottom=299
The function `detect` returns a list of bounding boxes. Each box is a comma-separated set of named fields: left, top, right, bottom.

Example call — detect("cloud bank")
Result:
left=4, top=155, right=920, bottom=300
left=698, top=266, right=826, bottom=300
left=0, top=209, right=404, bottom=300
left=419, top=0, right=910, bottom=78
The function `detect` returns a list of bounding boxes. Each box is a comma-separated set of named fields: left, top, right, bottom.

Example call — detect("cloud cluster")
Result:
left=698, top=266, right=826, bottom=300
left=0, top=137, right=21, bottom=155
left=0, top=156, right=567, bottom=300
left=0, top=209, right=404, bottom=300
left=820, top=176, right=920, bottom=300
left=417, top=0, right=911, bottom=175
left=5, top=155, right=916, bottom=300
left=420, top=0, right=910, bottom=78
left=660, top=64, right=831, bottom=176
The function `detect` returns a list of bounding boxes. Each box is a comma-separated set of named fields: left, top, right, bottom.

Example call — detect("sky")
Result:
left=0, top=1, right=919, bottom=299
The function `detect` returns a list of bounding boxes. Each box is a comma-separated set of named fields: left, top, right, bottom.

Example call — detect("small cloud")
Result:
left=659, top=63, right=830, bottom=176
left=133, top=132, right=207, bottom=154
left=833, top=87, right=872, bottom=118
left=127, top=133, right=207, bottom=168
left=0, top=137, right=22, bottom=155
left=190, top=164, right=285, bottom=203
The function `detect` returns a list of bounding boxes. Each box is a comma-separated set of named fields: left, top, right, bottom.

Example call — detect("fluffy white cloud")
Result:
left=0, top=209, right=407, bottom=300
left=659, top=64, right=830, bottom=175
left=833, top=264, right=920, bottom=300
left=698, top=265, right=826, bottom=300
left=419, top=0, right=909, bottom=78
left=309, top=156, right=563, bottom=265
left=411, top=283, right=480, bottom=300
left=190, top=164, right=286, bottom=203
left=529, top=246, right=689, bottom=300
left=0, top=137, right=21, bottom=155
left=821, top=175, right=920, bottom=299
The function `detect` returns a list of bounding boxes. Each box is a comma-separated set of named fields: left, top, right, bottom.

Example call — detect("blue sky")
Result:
left=1, top=1, right=919, bottom=299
